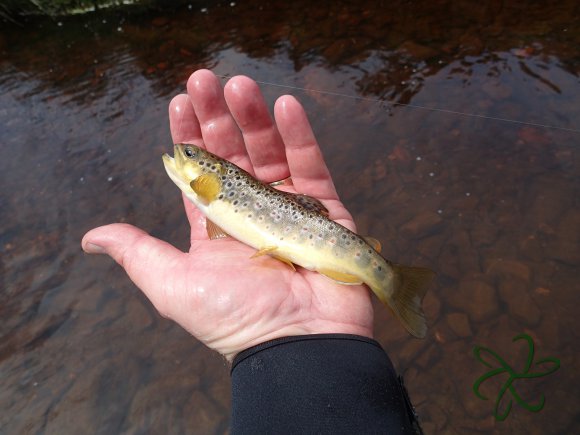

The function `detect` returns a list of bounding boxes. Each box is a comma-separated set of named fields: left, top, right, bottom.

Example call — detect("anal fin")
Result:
left=319, top=268, right=363, bottom=285
left=272, top=255, right=296, bottom=271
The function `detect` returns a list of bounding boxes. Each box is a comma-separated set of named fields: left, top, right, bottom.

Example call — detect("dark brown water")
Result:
left=1, top=1, right=579, bottom=433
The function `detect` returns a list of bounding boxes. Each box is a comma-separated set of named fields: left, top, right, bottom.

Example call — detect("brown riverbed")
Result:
left=1, top=1, right=579, bottom=433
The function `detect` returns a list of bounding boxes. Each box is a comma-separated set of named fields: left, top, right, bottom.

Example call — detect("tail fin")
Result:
left=377, top=265, right=435, bottom=338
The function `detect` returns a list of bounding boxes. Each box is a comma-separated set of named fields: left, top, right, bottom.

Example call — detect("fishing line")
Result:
left=215, top=74, right=580, bottom=134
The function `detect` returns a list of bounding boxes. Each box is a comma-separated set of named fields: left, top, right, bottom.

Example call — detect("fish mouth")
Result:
left=162, top=145, right=191, bottom=193
left=163, top=144, right=186, bottom=166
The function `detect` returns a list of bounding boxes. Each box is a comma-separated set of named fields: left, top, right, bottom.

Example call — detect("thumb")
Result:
left=82, top=223, right=185, bottom=317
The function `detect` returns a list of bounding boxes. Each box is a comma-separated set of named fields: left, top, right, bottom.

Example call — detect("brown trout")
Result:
left=163, top=144, right=434, bottom=338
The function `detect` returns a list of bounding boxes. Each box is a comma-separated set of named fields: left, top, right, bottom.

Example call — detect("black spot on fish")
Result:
left=199, top=161, right=204, bottom=165
left=226, top=182, right=233, bottom=188
left=211, top=165, right=216, bottom=170
left=221, top=176, right=227, bottom=181
left=218, top=194, right=224, bottom=200
left=248, top=214, right=252, bottom=218
left=233, top=200, right=239, bottom=205
left=341, top=234, right=347, bottom=239
left=368, top=249, right=372, bottom=254
left=228, top=192, right=235, bottom=197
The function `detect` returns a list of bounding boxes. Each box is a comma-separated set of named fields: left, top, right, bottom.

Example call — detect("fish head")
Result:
left=162, top=143, right=221, bottom=195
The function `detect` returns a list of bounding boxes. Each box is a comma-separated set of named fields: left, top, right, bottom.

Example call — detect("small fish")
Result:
left=163, top=144, right=434, bottom=337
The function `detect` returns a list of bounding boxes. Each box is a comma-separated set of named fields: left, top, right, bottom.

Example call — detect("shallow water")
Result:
left=1, top=1, right=579, bottom=433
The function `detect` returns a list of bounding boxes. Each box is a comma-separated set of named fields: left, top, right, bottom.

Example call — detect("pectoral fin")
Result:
left=190, top=173, right=221, bottom=205
left=319, top=268, right=363, bottom=285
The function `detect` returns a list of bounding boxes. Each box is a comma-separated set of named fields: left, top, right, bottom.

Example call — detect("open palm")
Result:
left=82, top=70, right=374, bottom=361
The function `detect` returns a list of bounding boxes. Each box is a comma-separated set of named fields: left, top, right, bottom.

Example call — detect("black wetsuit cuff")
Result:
left=231, top=333, right=381, bottom=372
left=230, top=333, right=422, bottom=434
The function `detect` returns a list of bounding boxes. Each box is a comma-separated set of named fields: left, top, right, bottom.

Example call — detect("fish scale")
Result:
left=163, top=143, right=434, bottom=338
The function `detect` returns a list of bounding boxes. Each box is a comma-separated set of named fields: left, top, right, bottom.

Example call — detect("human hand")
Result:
left=82, top=69, right=374, bottom=361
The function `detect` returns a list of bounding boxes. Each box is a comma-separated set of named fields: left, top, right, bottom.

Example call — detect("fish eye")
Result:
left=184, top=146, right=196, bottom=158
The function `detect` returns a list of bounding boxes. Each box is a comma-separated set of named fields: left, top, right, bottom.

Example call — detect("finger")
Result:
left=168, top=94, right=208, bottom=241
left=187, top=70, right=254, bottom=173
left=274, top=95, right=339, bottom=201
left=224, top=76, right=289, bottom=183
left=82, top=224, right=185, bottom=318
left=168, top=94, right=203, bottom=145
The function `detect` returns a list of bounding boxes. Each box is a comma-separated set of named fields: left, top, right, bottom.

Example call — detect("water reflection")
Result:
left=1, top=0, right=578, bottom=433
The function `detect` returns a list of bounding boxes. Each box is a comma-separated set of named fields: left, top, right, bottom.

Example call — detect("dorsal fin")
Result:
left=291, top=194, right=329, bottom=216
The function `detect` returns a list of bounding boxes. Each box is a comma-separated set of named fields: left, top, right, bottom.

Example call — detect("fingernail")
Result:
left=85, top=242, right=106, bottom=254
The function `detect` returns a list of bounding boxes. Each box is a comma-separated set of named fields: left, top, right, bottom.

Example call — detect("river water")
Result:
left=1, top=1, right=579, bottom=433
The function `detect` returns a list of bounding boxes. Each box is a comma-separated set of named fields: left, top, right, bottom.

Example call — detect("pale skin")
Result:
left=82, top=69, right=374, bottom=361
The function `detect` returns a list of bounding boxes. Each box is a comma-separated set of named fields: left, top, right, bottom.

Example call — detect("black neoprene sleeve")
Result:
left=230, top=334, right=422, bottom=434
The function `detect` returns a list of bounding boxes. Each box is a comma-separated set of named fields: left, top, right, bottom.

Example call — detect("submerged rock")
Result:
left=400, top=211, right=444, bottom=239
left=498, top=279, right=542, bottom=327
left=446, top=312, right=473, bottom=337
left=450, top=277, right=499, bottom=323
